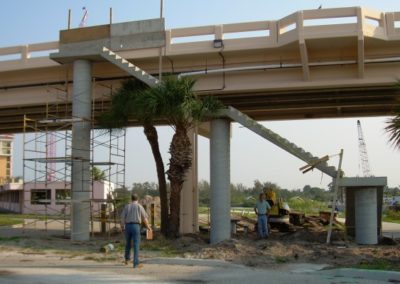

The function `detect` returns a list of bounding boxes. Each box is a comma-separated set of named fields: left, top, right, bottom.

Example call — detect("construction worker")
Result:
left=254, top=192, right=271, bottom=239
left=121, top=193, right=152, bottom=268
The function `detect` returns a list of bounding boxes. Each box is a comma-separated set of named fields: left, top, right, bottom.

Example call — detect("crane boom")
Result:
left=357, top=120, right=371, bottom=177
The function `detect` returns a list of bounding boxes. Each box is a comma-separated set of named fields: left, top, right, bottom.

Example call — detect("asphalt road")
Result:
left=381, top=221, right=400, bottom=238
left=1, top=253, right=400, bottom=284
left=336, top=218, right=400, bottom=238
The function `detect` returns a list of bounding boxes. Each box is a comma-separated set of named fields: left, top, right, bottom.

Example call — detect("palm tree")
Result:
left=101, top=76, right=222, bottom=238
left=138, top=76, right=222, bottom=237
left=99, top=79, right=169, bottom=236
left=385, top=109, right=400, bottom=150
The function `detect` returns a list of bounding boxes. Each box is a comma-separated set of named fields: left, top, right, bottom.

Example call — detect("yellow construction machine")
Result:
left=264, top=187, right=305, bottom=232
left=264, top=187, right=291, bottom=231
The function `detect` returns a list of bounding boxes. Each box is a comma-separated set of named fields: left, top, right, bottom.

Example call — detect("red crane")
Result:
left=46, top=132, right=56, bottom=181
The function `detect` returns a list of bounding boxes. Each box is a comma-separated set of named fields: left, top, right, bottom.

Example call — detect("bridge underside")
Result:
left=0, top=84, right=398, bottom=134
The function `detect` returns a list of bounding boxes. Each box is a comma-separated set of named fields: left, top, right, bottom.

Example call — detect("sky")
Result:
left=1, top=0, right=400, bottom=190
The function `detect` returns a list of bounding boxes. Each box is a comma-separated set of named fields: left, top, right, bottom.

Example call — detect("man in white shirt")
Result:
left=121, top=193, right=152, bottom=268
left=254, top=192, right=271, bottom=239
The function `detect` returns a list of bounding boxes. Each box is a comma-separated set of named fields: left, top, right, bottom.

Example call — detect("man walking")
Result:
left=121, top=193, right=152, bottom=268
left=254, top=192, right=271, bottom=239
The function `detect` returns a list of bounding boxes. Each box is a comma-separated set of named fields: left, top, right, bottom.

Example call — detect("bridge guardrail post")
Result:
left=21, top=45, right=30, bottom=62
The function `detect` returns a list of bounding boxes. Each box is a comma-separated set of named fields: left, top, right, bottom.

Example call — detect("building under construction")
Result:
left=0, top=76, right=126, bottom=236
left=0, top=134, right=13, bottom=184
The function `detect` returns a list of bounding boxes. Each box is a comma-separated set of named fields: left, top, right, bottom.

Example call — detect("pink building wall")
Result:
left=0, top=182, right=22, bottom=213
left=0, top=181, right=115, bottom=215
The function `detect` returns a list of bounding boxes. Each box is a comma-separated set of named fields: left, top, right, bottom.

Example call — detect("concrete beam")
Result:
left=299, top=40, right=310, bottom=81
left=357, top=37, right=365, bottom=79
left=357, top=7, right=365, bottom=79
left=197, top=122, right=211, bottom=138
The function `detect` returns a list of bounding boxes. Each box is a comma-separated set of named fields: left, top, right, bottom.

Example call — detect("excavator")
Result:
left=264, top=187, right=292, bottom=232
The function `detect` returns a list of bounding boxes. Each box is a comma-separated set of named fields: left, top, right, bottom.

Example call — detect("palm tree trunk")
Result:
left=167, top=125, right=192, bottom=238
left=143, top=124, right=169, bottom=236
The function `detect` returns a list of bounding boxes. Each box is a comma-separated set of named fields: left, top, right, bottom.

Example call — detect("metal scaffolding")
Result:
left=22, top=80, right=126, bottom=238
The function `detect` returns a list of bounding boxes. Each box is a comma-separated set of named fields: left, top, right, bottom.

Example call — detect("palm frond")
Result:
left=192, top=95, right=225, bottom=122
left=98, top=76, right=224, bottom=132
left=385, top=113, right=400, bottom=149
left=151, top=76, right=224, bottom=126
left=97, top=79, right=150, bottom=129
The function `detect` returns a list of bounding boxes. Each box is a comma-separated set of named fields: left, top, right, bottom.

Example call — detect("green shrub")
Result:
left=383, top=209, right=400, bottom=223
left=386, top=209, right=400, bottom=219
left=287, top=198, right=328, bottom=214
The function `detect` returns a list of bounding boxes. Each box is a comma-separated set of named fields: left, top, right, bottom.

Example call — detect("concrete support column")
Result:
left=180, top=129, right=199, bottom=234
left=355, top=187, right=378, bottom=244
left=210, top=119, right=230, bottom=244
left=71, top=59, right=92, bottom=241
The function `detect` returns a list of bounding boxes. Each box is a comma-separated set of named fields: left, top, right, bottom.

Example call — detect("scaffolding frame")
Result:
left=22, top=79, right=126, bottom=238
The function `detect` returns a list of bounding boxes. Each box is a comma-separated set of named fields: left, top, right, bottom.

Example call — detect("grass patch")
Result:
left=0, top=236, right=23, bottom=242
left=83, top=255, right=117, bottom=262
left=0, top=215, right=23, bottom=226
left=140, top=238, right=180, bottom=257
left=0, top=213, right=63, bottom=220
left=383, top=216, right=400, bottom=224
left=287, top=199, right=328, bottom=215
left=383, top=210, right=400, bottom=224
left=275, top=256, right=288, bottom=263
left=198, top=207, right=209, bottom=214
left=0, top=212, right=70, bottom=227
left=116, top=236, right=180, bottom=257
left=353, top=259, right=400, bottom=271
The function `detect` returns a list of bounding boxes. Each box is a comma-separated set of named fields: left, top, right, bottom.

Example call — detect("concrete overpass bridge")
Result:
left=2, top=7, right=400, bottom=133
left=0, top=6, right=397, bottom=243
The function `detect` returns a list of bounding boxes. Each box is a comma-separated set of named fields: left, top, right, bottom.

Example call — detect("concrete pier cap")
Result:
left=339, top=176, right=387, bottom=245
left=50, top=18, right=165, bottom=64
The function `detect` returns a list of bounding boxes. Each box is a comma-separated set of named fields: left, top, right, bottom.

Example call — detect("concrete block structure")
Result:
left=0, top=181, right=22, bottom=212
left=0, top=181, right=115, bottom=215
left=0, top=135, right=13, bottom=184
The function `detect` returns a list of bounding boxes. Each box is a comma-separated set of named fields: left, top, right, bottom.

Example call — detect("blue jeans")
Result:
left=257, top=214, right=268, bottom=238
left=124, top=223, right=141, bottom=267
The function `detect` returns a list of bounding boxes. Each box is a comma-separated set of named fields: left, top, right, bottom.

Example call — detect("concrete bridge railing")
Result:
left=1, top=6, right=400, bottom=66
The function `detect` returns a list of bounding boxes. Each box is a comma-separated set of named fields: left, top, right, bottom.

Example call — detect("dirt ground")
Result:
left=1, top=223, right=399, bottom=272
left=171, top=228, right=400, bottom=270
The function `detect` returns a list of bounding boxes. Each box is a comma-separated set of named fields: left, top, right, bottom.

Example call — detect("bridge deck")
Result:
left=1, top=7, right=400, bottom=133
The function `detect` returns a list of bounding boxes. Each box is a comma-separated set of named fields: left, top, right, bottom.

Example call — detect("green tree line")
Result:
left=199, top=180, right=332, bottom=207
left=128, top=180, right=399, bottom=208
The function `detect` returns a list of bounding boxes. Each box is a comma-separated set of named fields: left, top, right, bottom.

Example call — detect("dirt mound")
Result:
left=278, top=228, right=346, bottom=243
left=167, top=224, right=400, bottom=270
